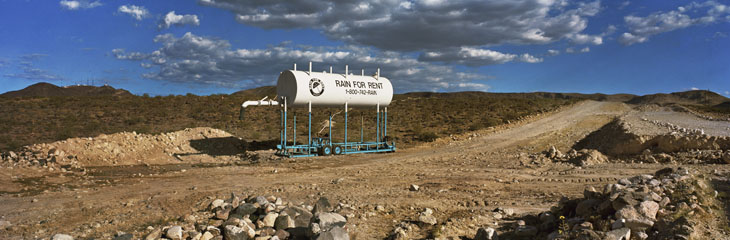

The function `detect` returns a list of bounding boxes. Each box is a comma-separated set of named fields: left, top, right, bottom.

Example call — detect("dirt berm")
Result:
left=574, top=118, right=730, bottom=156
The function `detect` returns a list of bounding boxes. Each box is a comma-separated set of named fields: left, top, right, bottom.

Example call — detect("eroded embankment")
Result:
left=574, top=118, right=730, bottom=163
left=0, top=127, right=255, bottom=168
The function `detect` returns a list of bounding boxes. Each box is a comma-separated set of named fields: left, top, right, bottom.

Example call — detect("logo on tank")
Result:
left=309, top=78, right=324, bottom=96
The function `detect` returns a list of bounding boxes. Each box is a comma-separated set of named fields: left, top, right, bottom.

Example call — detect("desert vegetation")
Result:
left=0, top=88, right=575, bottom=151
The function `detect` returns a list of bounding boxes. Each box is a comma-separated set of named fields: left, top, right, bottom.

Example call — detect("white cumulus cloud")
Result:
left=419, top=47, right=542, bottom=66
left=118, top=5, right=150, bottom=21
left=158, top=11, right=200, bottom=29
left=619, top=1, right=730, bottom=45
left=60, top=0, right=101, bottom=10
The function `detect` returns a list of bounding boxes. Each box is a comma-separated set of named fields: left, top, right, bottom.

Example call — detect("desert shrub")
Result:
left=416, top=131, right=439, bottom=142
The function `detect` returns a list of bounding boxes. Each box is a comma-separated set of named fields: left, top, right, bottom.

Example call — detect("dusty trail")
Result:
left=1, top=100, right=729, bottom=239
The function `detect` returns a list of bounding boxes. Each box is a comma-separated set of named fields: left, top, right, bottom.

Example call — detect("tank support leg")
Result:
left=308, top=101, right=312, bottom=155
left=283, top=97, right=287, bottom=152
left=376, top=103, right=380, bottom=146
left=344, top=102, right=347, bottom=153
left=328, top=113, right=332, bottom=145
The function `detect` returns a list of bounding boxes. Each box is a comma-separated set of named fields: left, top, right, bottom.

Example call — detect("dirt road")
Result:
left=1, top=100, right=728, bottom=239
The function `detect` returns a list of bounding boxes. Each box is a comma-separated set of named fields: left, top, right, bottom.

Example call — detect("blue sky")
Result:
left=0, top=0, right=728, bottom=96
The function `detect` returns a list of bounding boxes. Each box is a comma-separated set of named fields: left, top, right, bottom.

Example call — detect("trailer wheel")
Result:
left=333, top=145, right=343, bottom=155
left=320, top=145, right=332, bottom=156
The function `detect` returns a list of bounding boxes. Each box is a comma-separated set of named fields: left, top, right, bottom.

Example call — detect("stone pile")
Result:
left=1, top=127, right=255, bottom=168
left=138, top=195, right=350, bottom=240
left=638, top=149, right=730, bottom=164
left=0, top=147, right=80, bottom=170
left=640, top=118, right=707, bottom=136
left=47, top=195, right=350, bottom=240
left=535, top=146, right=609, bottom=167
left=489, top=167, right=712, bottom=240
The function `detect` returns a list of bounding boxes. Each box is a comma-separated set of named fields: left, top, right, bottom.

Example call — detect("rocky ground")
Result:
left=1, top=100, right=729, bottom=240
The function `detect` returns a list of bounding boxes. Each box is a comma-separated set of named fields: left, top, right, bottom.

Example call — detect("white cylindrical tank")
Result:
left=276, top=70, right=393, bottom=108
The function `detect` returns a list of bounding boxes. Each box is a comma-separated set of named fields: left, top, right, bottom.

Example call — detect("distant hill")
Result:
left=0, top=82, right=132, bottom=98
left=398, top=91, right=637, bottom=102
left=231, top=86, right=277, bottom=99
left=627, top=90, right=729, bottom=106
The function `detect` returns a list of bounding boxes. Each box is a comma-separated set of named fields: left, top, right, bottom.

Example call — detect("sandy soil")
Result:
left=1, top=100, right=729, bottom=239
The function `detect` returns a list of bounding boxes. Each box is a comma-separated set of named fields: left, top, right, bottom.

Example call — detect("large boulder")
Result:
left=311, top=212, right=347, bottom=232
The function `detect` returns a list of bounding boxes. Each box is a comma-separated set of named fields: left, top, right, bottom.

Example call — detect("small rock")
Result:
left=611, top=219, right=625, bottom=230
left=0, top=220, right=11, bottom=229
left=255, top=196, right=269, bottom=206
left=215, top=207, right=231, bottom=220
left=409, top=184, right=420, bottom=191
left=312, top=212, right=347, bottom=232
left=418, top=209, right=437, bottom=226
left=145, top=228, right=162, bottom=240
left=313, top=197, right=333, bottom=213
left=223, top=225, right=249, bottom=240
left=52, top=234, right=74, bottom=240
left=605, top=227, right=631, bottom=240
left=618, top=178, right=631, bottom=185
left=624, top=218, right=654, bottom=230
left=637, top=201, right=659, bottom=220
left=166, top=226, right=183, bottom=240
left=514, top=225, right=537, bottom=237
left=200, top=232, right=215, bottom=240
left=503, top=208, right=515, bottom=216
left=274, top=215, right=295, bottom=230
left=315, top=226, right=349, bottom=240
left=474, top=227, right=495, bottom=240
left=262, top=212, right=279, bottom=228
left=210, top=199, right=225, bottom=210
left=113, top=233, right=134, bottom=240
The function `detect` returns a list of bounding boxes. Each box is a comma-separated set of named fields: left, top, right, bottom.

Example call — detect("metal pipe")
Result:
left=330, top=66, right=332, bottom=74
left=293, top=114, right=297, bottom=145
left=361, top=69, right=364, bottom=76
left=345, top=65, right=348, bottom=77
left=240, top=98, right=278, bottom=120
left=360, top=114, right=363, bottom=143
left=294, top=63, right=296, bottom=71
left=377, top=68, right=380, bottom=80
left=384, top=107, right=387, bottom=138
left=241, top=100, right=279, bottom=108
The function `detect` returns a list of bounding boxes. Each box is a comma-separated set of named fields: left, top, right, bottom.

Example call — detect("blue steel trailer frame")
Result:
left=274, top=100, right=395, bottom=158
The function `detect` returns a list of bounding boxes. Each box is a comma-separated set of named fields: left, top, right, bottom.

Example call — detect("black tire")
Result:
left=333, top=145, right=343, bottom=155
left=319, top=145, right=332, bottom=156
